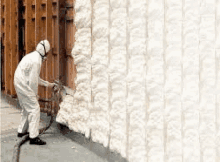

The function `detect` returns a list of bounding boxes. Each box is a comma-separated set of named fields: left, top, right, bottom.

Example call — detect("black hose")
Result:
left=12, top=115, right=54, bottom=162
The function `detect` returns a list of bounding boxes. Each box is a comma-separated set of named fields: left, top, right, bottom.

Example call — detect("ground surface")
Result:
left=0, top=94, right=108, bottom=162
left=0, top=93, right=127, bottom=162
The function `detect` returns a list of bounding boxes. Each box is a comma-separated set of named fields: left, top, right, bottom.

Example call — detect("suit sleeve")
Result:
left=38, top=77, right=50, bottom=87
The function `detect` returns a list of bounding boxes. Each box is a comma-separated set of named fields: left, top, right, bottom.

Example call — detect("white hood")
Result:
left=36, top=40, right=50, bottom=56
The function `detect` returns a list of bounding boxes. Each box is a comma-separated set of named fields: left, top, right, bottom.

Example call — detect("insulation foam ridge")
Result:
left=65, top=0, right=92, bottom=138
left=75, top=14, right=91, bottom=28
left=90, top=0, right=110, bottom=149
left=109, top=2, right=127, bottom=158
left=110, top=0, right=126, bottom=8
left=74, top=0, right=91, bottom=11
left=182, top=1, right=200, bottom=161
left=92, top=21, right=109, bottom=38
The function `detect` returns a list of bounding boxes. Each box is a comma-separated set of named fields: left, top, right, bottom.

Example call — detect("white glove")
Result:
left=48, top=83, right=55, bottom=88
left=48, top=83, right=59, bottom=91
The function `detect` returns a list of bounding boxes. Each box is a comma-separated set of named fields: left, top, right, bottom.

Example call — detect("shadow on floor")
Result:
left=57, top=123, right=128, bottom=162
left=1, top=92, right=128, bottom=162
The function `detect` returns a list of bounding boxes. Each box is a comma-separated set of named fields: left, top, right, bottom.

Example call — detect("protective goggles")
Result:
left=37, top=40, right=48, bottom=59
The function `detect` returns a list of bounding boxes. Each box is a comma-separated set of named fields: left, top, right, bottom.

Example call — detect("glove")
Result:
left=48, top=83, right=55, bottom=88
left=49, top=83, right=59, bottom=92
left=53, top=84, right=59, bottom=92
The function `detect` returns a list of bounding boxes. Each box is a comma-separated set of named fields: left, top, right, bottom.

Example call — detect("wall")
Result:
left=1, top=0, right=77, bottom=112
left=1, top=0, right=76, bottom=97
left=57, top=0, right=220, bottom=161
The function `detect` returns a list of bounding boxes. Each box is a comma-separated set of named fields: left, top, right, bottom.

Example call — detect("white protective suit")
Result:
left=14, top=40, right=51, bottom=138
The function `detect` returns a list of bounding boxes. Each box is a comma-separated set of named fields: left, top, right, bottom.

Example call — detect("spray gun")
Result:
left=38, top=79, right=64, bottom=116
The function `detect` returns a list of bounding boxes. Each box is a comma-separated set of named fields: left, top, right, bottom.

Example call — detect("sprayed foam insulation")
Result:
left=56, top=0, right=220, bottom=161
left=108, top=0, right=127, bottom=158
left=217, top=0, right=220, bottom=160
left=90, top=0, right=110, bottom=147
left=56, top=0, right=92, bottom=138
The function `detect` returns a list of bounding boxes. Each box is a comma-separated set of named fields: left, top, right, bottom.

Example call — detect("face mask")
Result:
left=43, top=56, right=47, bottom=61
left=40, top=41, right=46, bottom=56
left=38, top=41, right=47, bottom=60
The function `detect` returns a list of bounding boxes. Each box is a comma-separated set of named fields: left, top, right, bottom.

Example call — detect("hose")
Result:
left=11, top=115, right=54, bottom=162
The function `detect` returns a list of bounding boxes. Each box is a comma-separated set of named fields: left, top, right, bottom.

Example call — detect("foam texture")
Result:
left=57, top=0, right=220, bottom=161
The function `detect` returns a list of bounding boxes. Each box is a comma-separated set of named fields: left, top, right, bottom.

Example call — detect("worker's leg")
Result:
left=15, top=86, right=29, bottom=134
left=18, top=95, right=46, bottom=145
left=14, top=81, right=45, bottom=144
left=27, top=104, right=40, bottom=138
left=27, top=100, right=46, bottom=145
left=17, top=107, right=29, bottom=134
left=15, top=88, right=40, bottom=138
left=19, top=95, right=40, bottom=138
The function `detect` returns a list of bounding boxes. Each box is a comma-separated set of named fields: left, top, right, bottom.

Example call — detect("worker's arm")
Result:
left=38, top=77, right=49, bottom=87
left=38, top=77, right=56, bottom=88
left=39, top=77, right=57, bottom=88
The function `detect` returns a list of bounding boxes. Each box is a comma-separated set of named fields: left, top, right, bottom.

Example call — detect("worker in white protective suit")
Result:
left=14, top=40, right=56, bottom=145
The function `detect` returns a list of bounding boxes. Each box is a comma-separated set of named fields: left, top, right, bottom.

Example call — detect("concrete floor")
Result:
left=0, top=93, right=127, bottom=162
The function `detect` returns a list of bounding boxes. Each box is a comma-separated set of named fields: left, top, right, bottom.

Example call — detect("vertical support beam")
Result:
left=18, top=0, right=25, bottom=62
left=10, top=0, right=19, bottom=96
left=5, top=0, right=10, bottom=94
left=52, top=0, right=59, bottom=111
left=58, top=0, right=66, bottom=85
left=0, top=1, right=1, bottom=37
left=35, top=0, right=41, bottom=45
left=46, top=0, right=53, bottom=98
left=25, top=0, right=33, bottom=53
left=39, top=1, right=47, bottom=110
left=1, top=0, right=5, bottom=91
left=0, top=0, right=1, bottom=90
left=65, top=0, right=76, bottom=89
left=66, top=55, right=76, bottom=89
left=35, top=0, right=44, bottom=111
left=53, top=0, right=59, bottom=81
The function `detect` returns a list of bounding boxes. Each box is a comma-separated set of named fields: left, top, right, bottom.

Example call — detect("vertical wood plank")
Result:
left=53, top=1, right=59, bottom=81
left=46, top=0, right=53, bottom=98
left=25, top=0, right=33, bottom=53
left=58, top=0, right=66, bottom=85
left=40, top=16, right=47, bottom=108
left=35, top=0, right=41, bottom=45
left=67, top=56, right=76, bottom=89
left=5, top=0, right=10, bottom=94
left=1, top=0, right=5, bottom=91
left=35, top=0, right=44, bottom=111
left=65, top=0, right=75, bottom=89
left=38, top=0, right=47, bottom=109
left=10, top=0, right=19, bottom=96
left=52, top=0, right=59, bottom=111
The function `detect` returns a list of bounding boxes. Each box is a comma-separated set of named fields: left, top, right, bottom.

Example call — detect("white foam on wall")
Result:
left=127, top=0, right=148, bottom=161
left=146, top=0, right=164, bottom=162
left=182, top=1, right=200, bottom=162
left=108, top=0, right=127, bottom=157
left=56, top=0, right=92, bottom=138
left=164, top=1, right=183, bottom=162
left=217, top=1, right=220, bottom=161
left=199, top=0, right=216, bottom=161
left=90, top=0, right=110, bottom=147
left=57, top=0, right=220, bottom=161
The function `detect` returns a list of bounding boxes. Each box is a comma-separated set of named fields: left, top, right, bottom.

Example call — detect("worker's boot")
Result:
left=17, top=132, right=29, bottom=138
left=30, top=137, right=46, bottom=145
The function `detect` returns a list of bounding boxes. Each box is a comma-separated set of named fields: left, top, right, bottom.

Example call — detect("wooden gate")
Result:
left=1, top=0, right=76, bottom=100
